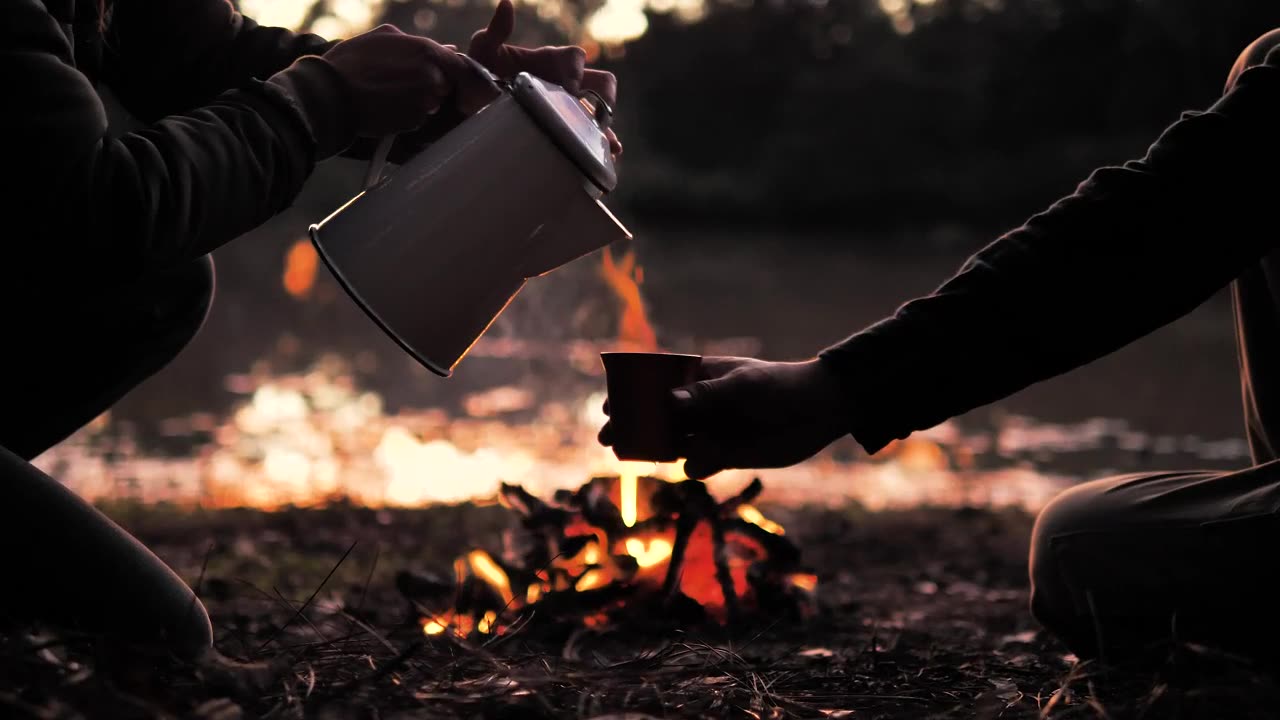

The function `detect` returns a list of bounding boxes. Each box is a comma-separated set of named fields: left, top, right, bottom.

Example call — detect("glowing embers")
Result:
left=401, top=475, right=817, bottom=638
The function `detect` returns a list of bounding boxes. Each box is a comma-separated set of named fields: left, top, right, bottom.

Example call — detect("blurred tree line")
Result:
left=605, top=0, right=1280, bottom=229
left=245, top=0, right=1280, bottom=231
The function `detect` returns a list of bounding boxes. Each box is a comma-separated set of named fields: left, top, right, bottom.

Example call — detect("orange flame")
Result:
left=422, top=609, right=478, bottom=637
left=620, top=472, right=638, bottom=527
left=600, top=247, right=658, bottom=351
left=576, top=569, right=610, bottom=591
left=625, top=537, right=674, bottom=568
left=788, top=573, right=818, bottom=592
left=737, top=505, right=784, bottom=535
left=673, top=521, right=767, bottom=618
left=282, top=239, right=319, bottom=299
left=620, top=468, right=674, bottom=568
left=471, top=550, right=514, bottom=606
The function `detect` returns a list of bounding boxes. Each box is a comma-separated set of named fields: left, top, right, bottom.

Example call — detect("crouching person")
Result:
left=0, top=0, right=616, bottom=658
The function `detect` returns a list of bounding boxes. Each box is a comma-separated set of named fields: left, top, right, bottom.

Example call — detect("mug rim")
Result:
left=599, top=351, right=703, bottom=359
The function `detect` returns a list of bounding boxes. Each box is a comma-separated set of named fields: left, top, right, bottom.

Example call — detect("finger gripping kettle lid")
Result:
left=510, top=72, right=618, bottom=193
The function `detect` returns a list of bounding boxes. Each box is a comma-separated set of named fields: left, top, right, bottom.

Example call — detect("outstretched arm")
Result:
left=820, top=47, right=1280, bottom=453
left=103, top=0, right=337, bottom=121
left=598, top=45, right=1280, bottom=478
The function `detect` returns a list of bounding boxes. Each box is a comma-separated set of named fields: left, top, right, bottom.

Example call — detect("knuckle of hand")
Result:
left=468, top=29, right=493, bottom=56
left=693, top=379, right=718, bottom=400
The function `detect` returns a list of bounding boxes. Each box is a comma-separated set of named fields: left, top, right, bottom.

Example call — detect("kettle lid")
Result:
left=511, top=72, right=618, bottom=193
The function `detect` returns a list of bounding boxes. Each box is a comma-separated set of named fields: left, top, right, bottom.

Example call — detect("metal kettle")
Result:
left=309, top=57, right=632, bottom=377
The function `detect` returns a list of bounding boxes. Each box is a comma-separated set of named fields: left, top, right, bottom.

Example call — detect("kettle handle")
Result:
left=361, top=135, right=397, bottom=191
left=578, top=89, right=614, bottom=130
left=360, top=53, right=504, bottom=192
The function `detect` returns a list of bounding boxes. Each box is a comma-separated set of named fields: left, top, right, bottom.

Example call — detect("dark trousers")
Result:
left=0, top=257, right=216, bottom=658
left=1028, top=263, right=1280, bottom=664
left=1028, top=258, right=1280, bottom=663
left=1029, top=467, right=1280, bottom=662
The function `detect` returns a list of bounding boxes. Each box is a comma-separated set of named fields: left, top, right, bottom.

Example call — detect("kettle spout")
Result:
left=522, top=194, right=633, bottom=278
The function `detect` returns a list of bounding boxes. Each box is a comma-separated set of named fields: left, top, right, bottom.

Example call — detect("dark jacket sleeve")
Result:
left=0, top=0, right=353, bottom=282
left=102, top=0, right=338, bottom=122
left=101, top=1, right=457, bottom=165
left=819, top=50, right=1280, bottom=454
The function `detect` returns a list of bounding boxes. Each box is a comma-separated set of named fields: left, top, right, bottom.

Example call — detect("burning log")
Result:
left=403, top=474, right=818, bottom=638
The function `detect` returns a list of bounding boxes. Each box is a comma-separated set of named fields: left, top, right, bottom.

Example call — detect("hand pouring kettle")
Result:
left=309, top=57, right=632, bottom=377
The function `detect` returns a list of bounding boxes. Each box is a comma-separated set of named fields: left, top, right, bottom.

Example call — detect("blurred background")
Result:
left=50, top=0, right=1280, bottom=511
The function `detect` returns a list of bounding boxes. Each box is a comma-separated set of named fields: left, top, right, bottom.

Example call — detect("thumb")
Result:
left=469, top=0, right=515, bottom=65
left=671, top=376, right=735, bottom=432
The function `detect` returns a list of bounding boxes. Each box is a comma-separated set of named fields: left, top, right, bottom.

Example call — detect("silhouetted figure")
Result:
left=601, top=30, right=1280, bottom=663
left=0, top=0, right=614, bottom=659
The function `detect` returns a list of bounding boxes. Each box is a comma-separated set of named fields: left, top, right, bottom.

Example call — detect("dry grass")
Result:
left=2, top=503, right=1278, bottom=719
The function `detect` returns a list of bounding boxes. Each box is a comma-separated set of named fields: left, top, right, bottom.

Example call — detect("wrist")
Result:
left=805, top=356, right=854, bottom=430
left=266, top=56, right=357, bottom=160
left=811, top=350, right=901, bottom=455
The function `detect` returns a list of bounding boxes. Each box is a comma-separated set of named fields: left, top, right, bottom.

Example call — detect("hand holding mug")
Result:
left=599, top=356, right=850, bottom=478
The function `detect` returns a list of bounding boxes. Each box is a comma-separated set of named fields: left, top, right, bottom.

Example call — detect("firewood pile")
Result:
left=397, top=475, right=818, bottom=637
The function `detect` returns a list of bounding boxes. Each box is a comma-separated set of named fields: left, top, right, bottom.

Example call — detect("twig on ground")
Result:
left=256, top=541, right=357, bottom=654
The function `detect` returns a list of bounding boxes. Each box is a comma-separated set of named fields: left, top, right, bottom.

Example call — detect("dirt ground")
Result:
left=2, top=503, right=1278, bottom=719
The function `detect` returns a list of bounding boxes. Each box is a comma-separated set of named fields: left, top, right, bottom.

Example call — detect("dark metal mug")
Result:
left=601, top=352, right=702, bottom=462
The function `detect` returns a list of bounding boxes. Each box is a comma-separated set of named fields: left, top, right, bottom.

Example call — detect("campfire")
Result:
left=398, top=469, right=818, bottom=637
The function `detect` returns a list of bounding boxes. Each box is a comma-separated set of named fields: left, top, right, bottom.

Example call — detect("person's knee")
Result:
left=1027, top=479, right=1120, bottom=648
left=1029, top=484, right=1089, bottom=601
left=1029, top=479, right=1115, bottom=575
left=0, top=445, right=215, bottom=659
left=113, top=256, right=215, bottom=386
left=169, top=590, right=215, bottom=660
left=1227, top=28, right=1280, bottom=91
